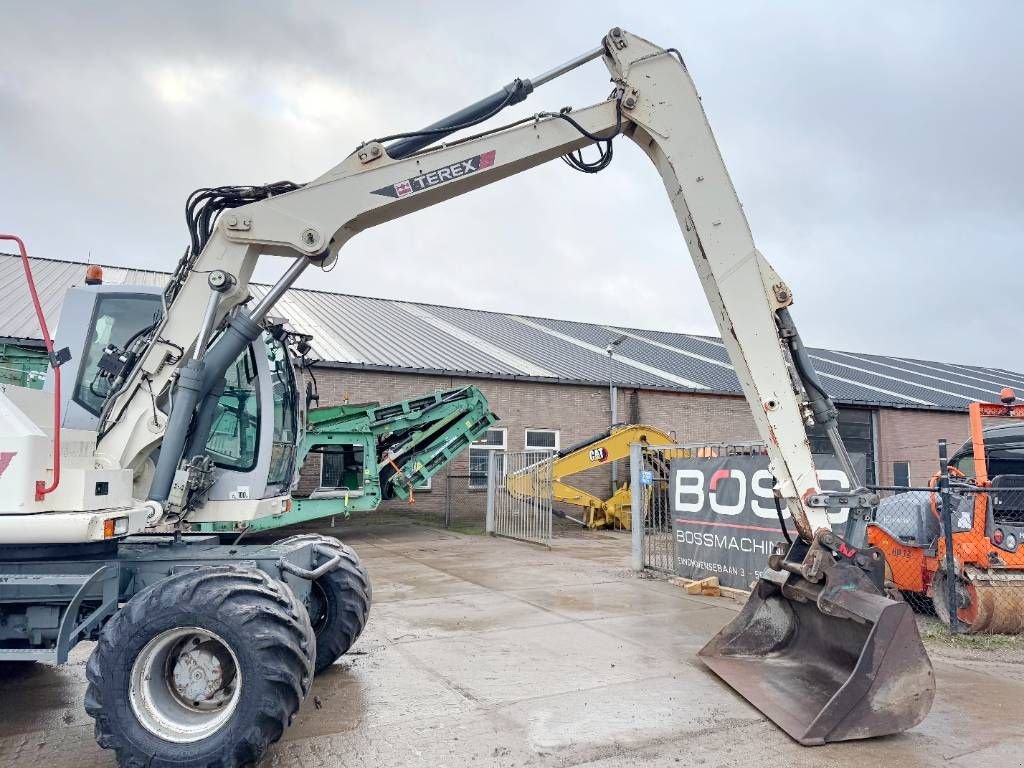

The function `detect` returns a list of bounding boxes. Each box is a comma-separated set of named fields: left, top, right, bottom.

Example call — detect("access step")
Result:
left=0, top=647, right=57, bottom=663
left=0, top=573, right=94, bottom=586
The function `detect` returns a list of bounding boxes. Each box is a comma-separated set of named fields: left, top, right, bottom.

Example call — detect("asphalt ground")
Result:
left=2, top=518, right=1022, bottom=767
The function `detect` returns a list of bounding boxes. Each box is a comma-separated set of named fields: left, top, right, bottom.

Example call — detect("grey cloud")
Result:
left=1, top=1, right=1020, bottom=370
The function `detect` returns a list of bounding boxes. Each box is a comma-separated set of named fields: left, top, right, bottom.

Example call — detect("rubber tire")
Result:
left=84, top=566, right=314, bottom=768
left=275, top=535, right=372, bottom=675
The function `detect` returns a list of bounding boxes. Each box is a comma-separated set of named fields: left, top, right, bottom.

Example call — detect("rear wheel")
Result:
left=84, top=566, right=314, bottom=768
left=276, top=534, right=372, bottom=674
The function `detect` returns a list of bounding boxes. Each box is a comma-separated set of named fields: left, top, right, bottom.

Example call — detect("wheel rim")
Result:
left=129, top=627, right=242, bottom=743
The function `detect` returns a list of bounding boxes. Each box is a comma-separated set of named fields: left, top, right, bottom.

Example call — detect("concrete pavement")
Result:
left=1, top=519, right=1021, bottom=767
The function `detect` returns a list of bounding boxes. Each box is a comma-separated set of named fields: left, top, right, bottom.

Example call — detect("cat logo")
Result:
left=589, top=447, right=609, bottom=463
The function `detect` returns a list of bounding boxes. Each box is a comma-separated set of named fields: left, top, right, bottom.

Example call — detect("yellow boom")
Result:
left=508, top=424, right=673, bottom=529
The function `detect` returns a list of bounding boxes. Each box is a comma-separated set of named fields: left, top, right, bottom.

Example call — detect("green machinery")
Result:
left=0, top=343, right=48, bottom=389
left=200, top=385, right=497, bottom=534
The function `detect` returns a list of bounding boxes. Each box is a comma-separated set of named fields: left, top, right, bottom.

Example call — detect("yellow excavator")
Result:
left=540, top=424, right=673, bottom=529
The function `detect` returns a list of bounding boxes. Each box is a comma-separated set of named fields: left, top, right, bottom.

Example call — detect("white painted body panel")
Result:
left=0, top=504, right=150, bottom=543
left=0, top=387, right=135, bottom=515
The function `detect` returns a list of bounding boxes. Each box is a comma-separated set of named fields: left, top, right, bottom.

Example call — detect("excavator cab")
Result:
left=48, top=278, right=303, bottom=508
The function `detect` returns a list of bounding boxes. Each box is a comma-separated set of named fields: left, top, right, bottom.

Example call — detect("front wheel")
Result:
left=276, top=534, right=372, bottom=674
left=84, top=566, right=315, bottom=768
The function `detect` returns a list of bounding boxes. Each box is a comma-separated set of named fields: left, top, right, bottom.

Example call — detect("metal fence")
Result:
left=630, top=443, right=672, bottom=573
left=629, top=442, right=768, bottom=573
left=486, top=450, right=554, bottom=546
left=442, top=473, right=490, bottom=533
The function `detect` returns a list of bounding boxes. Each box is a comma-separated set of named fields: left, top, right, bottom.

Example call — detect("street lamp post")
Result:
left=606, top=334, right=627, bottom=498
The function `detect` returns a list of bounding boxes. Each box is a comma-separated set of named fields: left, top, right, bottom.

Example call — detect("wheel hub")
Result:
left=129, top=627, right=242, bottom=743
left=171, top=639, right=235, bottom=708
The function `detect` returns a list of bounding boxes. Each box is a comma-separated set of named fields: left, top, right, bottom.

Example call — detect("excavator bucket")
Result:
left=699, top=546, right=935, bottom=745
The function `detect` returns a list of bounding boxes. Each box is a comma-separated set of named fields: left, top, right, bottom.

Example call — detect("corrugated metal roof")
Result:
left=2, top=253, right=1021, bottom=412
left=0, top=255, right=168, bottom=341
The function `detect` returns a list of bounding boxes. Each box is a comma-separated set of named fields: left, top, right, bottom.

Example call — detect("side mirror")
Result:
left=305, top=381, right=319, bottom=413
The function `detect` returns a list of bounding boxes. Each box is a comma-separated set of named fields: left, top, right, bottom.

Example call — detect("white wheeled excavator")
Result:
left=1, top=27, right=934, bottom=766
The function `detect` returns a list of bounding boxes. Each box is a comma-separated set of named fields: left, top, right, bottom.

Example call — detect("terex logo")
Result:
left=372, top=150, right=497, bottom=199
left=0, top=451, right=16, bottom=478
left=674, top=466, right=853, bottom=525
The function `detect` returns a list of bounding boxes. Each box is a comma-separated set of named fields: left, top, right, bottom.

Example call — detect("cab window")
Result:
left=74, top=294, right=162, bottom=415
left=265, top=332, right=298, bottom=486
left=950, top=453, right=975, bottom=480
left=205, top=348, right=260, bottom=471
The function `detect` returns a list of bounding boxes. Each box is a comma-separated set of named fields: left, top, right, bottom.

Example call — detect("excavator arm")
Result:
left=97, top=29, right=834, bottom=539
left=532, top=424, right=674, bottom=528
left=86, top=27, right=932, bottom=742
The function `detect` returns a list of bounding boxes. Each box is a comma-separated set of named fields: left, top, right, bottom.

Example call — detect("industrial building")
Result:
left=2, top=252, right=1021, bottom=523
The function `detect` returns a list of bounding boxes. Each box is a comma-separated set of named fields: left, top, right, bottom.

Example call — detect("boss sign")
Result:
left=668, top=453, right=865, bottom=589
left=674, top=467, right=852, bottom=525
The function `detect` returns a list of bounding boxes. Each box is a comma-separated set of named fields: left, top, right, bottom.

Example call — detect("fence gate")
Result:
left=630, top=443, right=675, bottom=573
left=486, top=450, right=553, bottom=546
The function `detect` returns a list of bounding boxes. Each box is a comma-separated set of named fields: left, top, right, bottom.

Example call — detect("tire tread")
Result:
left=84, top=565, right=314, bottom=768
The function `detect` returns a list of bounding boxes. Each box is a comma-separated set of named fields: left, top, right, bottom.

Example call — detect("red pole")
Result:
left=0, top=234, right=60, bottom=500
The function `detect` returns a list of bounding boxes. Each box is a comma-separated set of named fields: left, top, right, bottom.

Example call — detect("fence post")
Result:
left=485, top=452, right=496, bottom=535
left=445, top=469, right=452, bottom=529
left=937, top=439, right=960, bottom=633
left=630, top=442, right=644, bottom=572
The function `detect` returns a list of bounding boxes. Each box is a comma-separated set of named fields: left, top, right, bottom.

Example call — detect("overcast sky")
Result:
left=2, top=2, right=1021, bottom=371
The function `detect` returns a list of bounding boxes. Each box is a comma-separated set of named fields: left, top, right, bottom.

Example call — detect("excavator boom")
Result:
left=512, top=424, right=674, bottom=529
left=28, top=27, right=934, bottom=744
left=94, top=31, right=832, bottom=542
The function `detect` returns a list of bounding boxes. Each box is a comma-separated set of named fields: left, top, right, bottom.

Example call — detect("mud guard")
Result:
left=698, top=533, right=935, bottom=745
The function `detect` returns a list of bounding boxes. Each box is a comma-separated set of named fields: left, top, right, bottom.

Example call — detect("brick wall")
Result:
left=298, top=366, right=974, bottom=514
left=875, top=408, right=970, bottom=486
left=630, top=389, right=759, bottom=444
